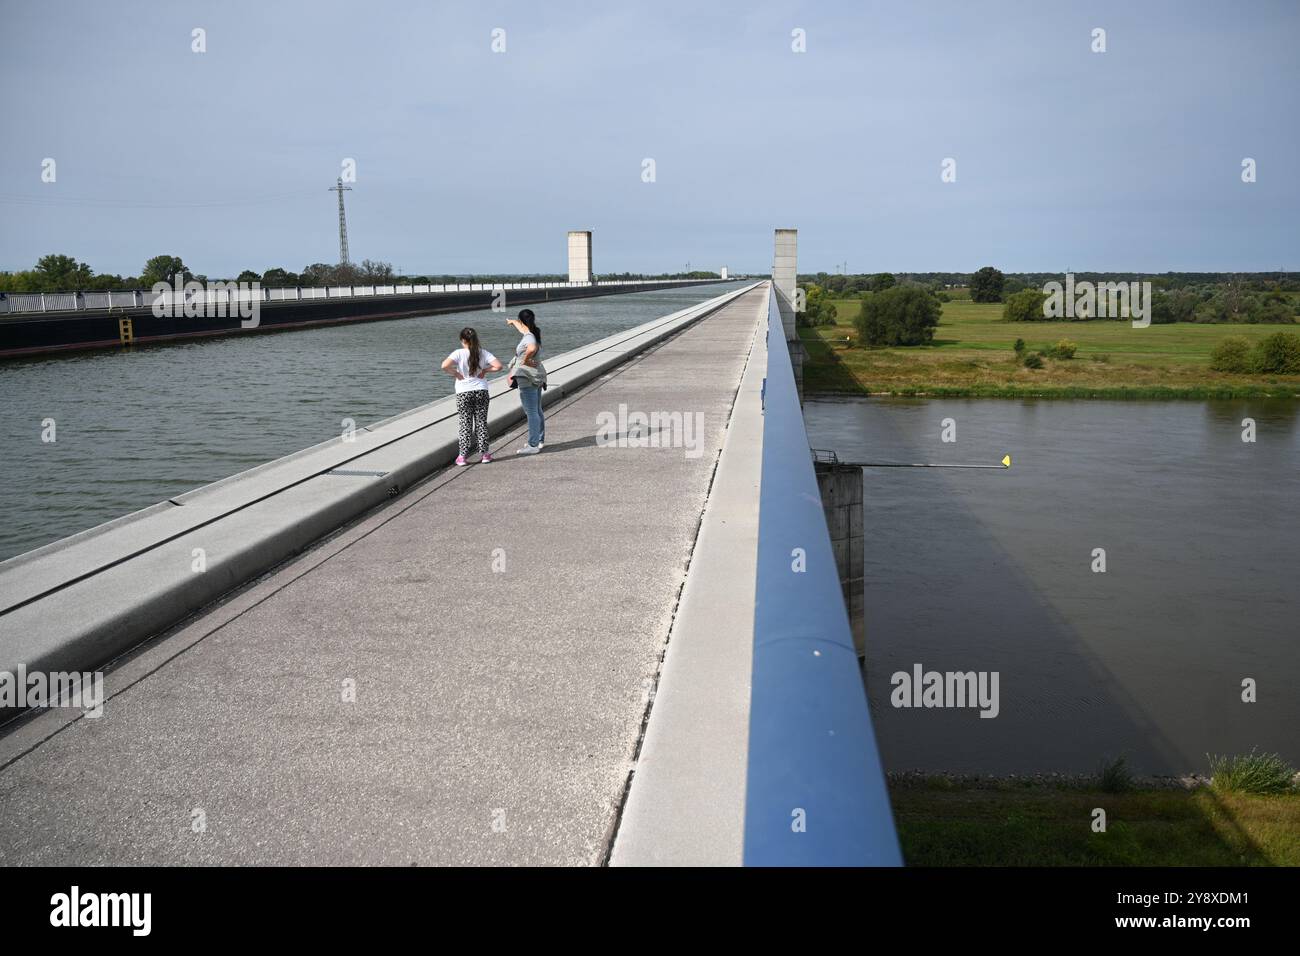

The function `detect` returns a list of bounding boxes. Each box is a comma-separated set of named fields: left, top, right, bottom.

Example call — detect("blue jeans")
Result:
left=519, top=384, right=544, bottom=447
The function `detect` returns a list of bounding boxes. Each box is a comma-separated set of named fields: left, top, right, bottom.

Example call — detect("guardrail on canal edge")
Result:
left=743, top=281, right=900, bottom=865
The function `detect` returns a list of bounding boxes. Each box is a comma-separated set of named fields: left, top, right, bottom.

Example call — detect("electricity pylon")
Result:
left=328, top=178, right=352, bottom=265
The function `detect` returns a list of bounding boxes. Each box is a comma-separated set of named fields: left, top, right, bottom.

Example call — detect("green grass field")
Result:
left=801, top=293, right=1300, bottom=398
left=890, top=779, right=1300, bottom=866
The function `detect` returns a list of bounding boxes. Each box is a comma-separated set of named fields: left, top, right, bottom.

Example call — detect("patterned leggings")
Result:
left=456, top=389, right=490, bottom=457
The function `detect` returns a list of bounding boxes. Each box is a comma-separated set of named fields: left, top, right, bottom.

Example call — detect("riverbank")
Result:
left=801, top=297, right=1300, bottom=398
left=889, top=774, right=1300, bottom=866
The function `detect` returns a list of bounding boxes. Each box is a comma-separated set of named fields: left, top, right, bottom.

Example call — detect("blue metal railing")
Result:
left=743, top=283, right=902, bottom=866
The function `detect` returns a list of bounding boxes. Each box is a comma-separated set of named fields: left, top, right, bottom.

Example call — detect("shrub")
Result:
left=1045, top=339, right=1077, bottom=360
left=797, top=283, right=838, bottom=327
left=969, top=266, right=1005, bottom=303
left=1249, top=294, right=1296, bottom=324
left=1095, top=756, right=1135, bottom=794
left=1151, top=289, right=1200, bottom=324
left=1209, top=336, right=1253, bottom=373
left=1251, top=331, right=1300, bottom=373
left=1003, top=288, right=1049, bottom=322
left=1208, top=750, right=1297, bottom=795
left=854, top=286, right=942, bottom=347
left=812, top=302, right=838, bottom=326
left=1022, top=353, right=1043, bottom=369
left=1013, top=338, right=1026, bottom=355
left=1194, top=302, right=1221, bottom=324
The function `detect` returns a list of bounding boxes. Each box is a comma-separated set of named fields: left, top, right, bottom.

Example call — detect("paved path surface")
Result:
left=0, top=287, right=765, bottom=865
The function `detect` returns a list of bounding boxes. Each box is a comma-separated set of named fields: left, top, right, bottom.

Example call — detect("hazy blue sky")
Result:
left=2, top=0, right=1297, bottom=276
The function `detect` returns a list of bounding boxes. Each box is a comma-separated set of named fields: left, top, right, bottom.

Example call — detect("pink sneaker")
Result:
left=480, top=453, right=493, bottom=464
left=455, top=455, right=467, bottom=467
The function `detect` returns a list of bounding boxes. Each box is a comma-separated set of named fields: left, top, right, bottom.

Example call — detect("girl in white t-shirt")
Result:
left=441, top=326, right=502, bottom=465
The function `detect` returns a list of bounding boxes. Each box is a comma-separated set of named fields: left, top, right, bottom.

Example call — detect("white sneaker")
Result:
left=516, top=445, right=541, bottom=456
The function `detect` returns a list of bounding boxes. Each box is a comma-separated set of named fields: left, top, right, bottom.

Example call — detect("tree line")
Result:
left=0, top=254, right=723, bottom=294
left=1001, top=282, right=1296, bottom=325
left=800, top=266, right=1298, bottom=338
left=0, top=254, right=406, bottom=294
left=809, top=268, right=1300, bottom=298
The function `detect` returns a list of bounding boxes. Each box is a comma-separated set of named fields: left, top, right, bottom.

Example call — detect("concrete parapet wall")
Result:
left=609, top=288, right=766, bottom=866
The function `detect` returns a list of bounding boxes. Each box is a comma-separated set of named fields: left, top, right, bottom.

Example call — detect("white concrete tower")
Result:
left=567, top=231, right=593, bottom=284
left=772, top=228, right=798, bottom=339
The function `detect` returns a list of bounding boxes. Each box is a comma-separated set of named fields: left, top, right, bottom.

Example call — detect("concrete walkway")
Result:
left=0, top=287, right=766, bottom=866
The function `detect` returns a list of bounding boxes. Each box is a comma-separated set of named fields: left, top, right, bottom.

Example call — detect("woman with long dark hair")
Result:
left=506, top=308, right=547, bottom=455
left=441, top=326, right=502, bottom=465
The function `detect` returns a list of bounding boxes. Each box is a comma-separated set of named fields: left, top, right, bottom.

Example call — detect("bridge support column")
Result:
left=772, top=228, right=804, bottom=402
left=568, top=230, right=593, bottom=283
left=772, top=229, right=797, bottom=336
left=815, top=462, right=865, bottom=660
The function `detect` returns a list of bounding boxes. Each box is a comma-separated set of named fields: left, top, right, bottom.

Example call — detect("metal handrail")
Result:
left=743, top=282, right=902, bottom=865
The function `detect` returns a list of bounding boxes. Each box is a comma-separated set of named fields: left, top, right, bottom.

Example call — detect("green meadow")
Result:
left=801, top=294, right=1300, bottom=398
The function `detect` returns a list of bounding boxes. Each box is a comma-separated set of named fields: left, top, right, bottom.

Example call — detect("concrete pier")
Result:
left=770, top=228, right=804, bottom=400
left=0, top=287, right=769, bottom=865
left=816, top=462, right=866, bottom=658
left=567, top=231, right=593, bottom=283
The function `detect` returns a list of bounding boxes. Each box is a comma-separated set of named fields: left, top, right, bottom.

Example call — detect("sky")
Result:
left=1, top=0, right=1298, bottom=277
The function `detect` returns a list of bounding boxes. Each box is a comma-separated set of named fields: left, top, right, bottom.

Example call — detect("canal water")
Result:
left=804, top=396, right=1300, bottom=776
left=0, top=282, right=747, bottom=561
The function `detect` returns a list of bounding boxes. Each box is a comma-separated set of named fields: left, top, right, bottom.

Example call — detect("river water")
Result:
left=804, top=396, right=1299, bottom=776
left=0, top=282, right=747, bottom=561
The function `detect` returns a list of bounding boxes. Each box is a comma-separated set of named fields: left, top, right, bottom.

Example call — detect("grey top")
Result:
left=515, top=333, right=539, bottom=360
left=511, top=333, right=547, bottom=388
